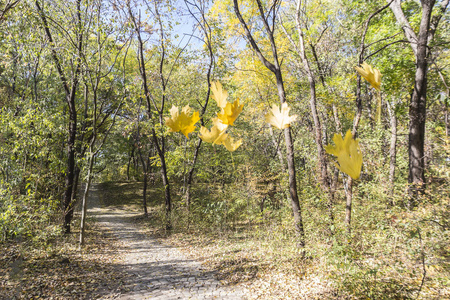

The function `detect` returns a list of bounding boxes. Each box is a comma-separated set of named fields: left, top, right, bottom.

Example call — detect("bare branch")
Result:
left=233, top=0, right=276, bottom=73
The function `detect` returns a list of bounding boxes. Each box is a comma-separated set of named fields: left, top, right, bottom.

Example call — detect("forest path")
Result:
left=88, top=184, right=245, bottom=300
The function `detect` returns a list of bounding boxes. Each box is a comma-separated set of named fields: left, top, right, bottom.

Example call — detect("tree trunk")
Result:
left=71, top=166, right=80, bottom=208
left=128, top=1, right=172, bottom=228
left=388, top=0, right=447, bottom=197
left=233, top=0, right=305, bottom=248
left=387, top=101, right=397, bottom=198
left=183, top=0, right=214, bottom=212
left=407, top=1, right=434, bottom=197
left=269, top=125, right=286, bottom=171
left=345, top=177, right=353, bottom=236
left=127, top=146, right=135, bottom=181
left=79, top=154, right=94, bottom=247
left=294, top=2, right=328, bottom=188
left=160, top=150, right=172, bottom=229
left=35, top=0, right=82, bottom=234
left=278, top=1, right=333, bottom=234
left=185, top=139, right=202, bottom=210
left=144, top=155, right=150, bottom=215
left=63, top=86, right=78, bottom=234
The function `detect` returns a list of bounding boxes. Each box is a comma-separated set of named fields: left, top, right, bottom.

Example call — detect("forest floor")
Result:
left=1, top=184, right=245, bottom=299
left=1, top=182, right=334, bottom=299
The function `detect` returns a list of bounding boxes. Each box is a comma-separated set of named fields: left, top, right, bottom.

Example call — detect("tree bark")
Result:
left=234, top=0, right=305, bottom=247
left=294, top=2, right=329, bottom=189
left=388, top=0, right=449, bottom=197
left=279, top=0, right=334, bottom=233
left=407, top=1, right=434, bottom=196
left=35, top=0, right=82, bottom=234
left=79, top=153, right=94, bottom=247
left=386, top=101, right=397, bottom=198
left=128, top=1, right=172, bottom=228
left=269, top=125, right=285, bottom=170
left=183, top=0, right=214, bottom=211
left=345, top=177, right=353, bottom=236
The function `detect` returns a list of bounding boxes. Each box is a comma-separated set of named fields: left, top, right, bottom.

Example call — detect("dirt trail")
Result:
left=88, top=185, right=245, bottom=300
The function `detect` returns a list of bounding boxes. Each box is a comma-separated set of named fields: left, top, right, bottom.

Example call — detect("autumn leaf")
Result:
left=265, top=102, right=297, bottom=130
left=325, top=130, right=363, bottom=179
left=222, top=136, right=242, bottom=152
left=210, top=81, right=228, bottom=108
left=199, top=117, right=228, bottom=144
left=355, top=61, right=381, bottom=91
left=217, top=99, right=244, bottom=126
left=165, top=105, right=200, bottom=138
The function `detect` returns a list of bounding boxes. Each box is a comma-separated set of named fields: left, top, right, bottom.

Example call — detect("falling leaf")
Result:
left=222, top=136, right=242, bottom=152
left=355, top=62, right=381, bottom=91
left=210, top=81, right=228, bottom=108
left=265, top=102, right=297, bottom=130
left=199, top=117, right=228, bottom=144
left=165, top=105, right=200, bottom=138
left=325, top=130, right=363, bottom=179
left=217, top=99, right=244, bottom=126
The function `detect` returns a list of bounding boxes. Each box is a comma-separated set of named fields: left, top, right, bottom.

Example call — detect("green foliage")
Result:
left=0, top=190, right=60, bottom=243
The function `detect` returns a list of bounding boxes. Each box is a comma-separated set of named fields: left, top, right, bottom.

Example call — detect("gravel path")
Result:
left=88, top=185, right=245, bottom=300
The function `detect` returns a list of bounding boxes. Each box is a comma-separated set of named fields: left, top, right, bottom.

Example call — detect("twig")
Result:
left=416, top=227, right=426, bottom=299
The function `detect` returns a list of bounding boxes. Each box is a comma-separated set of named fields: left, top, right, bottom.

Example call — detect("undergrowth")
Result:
left=102, top=179, right=449, bottom=299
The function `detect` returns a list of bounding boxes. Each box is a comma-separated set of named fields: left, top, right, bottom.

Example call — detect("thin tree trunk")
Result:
left=182, top=0, right=214, bottom=211
left=71, top=167, right=80, bottom=205
left=279, top=0, right=334, bottom=234
left=233, top=0, right=305, bottom=248
left=446, top=101, right=449, bottom=138
left=35, top=0, right=82, bottom=234
left=127, top=146, right=135, bottom=181
left=387, top=101, right=398, bottom=198
left=294, top=0, right=328, bottom=188
left=128, top=2, right=172, bottom=228
left=151, top=133, right=171, bottom=229
left=138, top=152, right=150, bottom=216
left=269, top=125, right=285, bottom=170
left=345, top=177, right=353, bottom=236
left=79, top=153, right=94, bottom=247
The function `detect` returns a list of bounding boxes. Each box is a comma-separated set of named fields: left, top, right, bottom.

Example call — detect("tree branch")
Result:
left=233, top=0, right=276, bottom=73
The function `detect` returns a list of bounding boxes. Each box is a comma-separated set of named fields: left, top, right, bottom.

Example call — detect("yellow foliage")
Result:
left=165, top=105, right=200, bottom=139
left=199, top=117, right=228, bottom=144
left=210, top=81, right=228, bottom=108
left=325, top=130, right=363, bottom=180
left=265, top=102, right=297, bottom=129
left=355, top=62, right=381, bottom=91
left=222, top=136, right=242, bottom=152
left=217, top=98, right=244, bottom=126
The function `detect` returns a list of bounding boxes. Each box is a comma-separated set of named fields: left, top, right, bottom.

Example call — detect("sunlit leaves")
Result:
left=201, top=82, right=244, bottom=151
left=222, top=136, right=242, bottom=152
left=210, top=81, right=228, bottom=108
left=199, top=117, right=228, bottom=144
left=165, top=105, right=200, bottom=139
left=265, top=102, right=297, bottom=129
left=217, top=99, right=244, bottom=126
left=325, top=130, right=363, bottom=180
left=164, top=82, right=243, bottom=152
left=355, top=62, right=381, bottom=91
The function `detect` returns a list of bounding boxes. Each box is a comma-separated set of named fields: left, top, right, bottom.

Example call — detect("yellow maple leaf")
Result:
left=355, top=62, right=381, bottom=91
left=199, top=117, right=228, bottom=144
left=325, top=130, right=363, bottom=180
left=217, top=99, right=244, bottom=126
left=210, top=81, right=228, bottom=108
left=265, top=102, right=297, bottom=129
left=165, top=105, right=200, bottom=139
left=222, top=136, right=242, bottom=152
